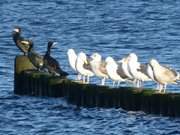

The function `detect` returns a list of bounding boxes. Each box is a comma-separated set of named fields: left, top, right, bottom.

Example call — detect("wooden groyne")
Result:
left=14, top=55, right=180, bottom=117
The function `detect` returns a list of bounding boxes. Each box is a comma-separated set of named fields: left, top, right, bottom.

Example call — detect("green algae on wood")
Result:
left=15, top=55, right=36, bottom=74
left=14, top=55, right=180, bottom=117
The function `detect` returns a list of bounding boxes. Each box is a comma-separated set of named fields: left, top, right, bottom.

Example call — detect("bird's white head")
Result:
left=52, top=42, right=58, bottom=48
left=67, top=49, right=76, bottom=56
left=90, top=53, right=102, bottom=61
left=128, top=53, right=138, bottom=62
left=13, top=27, right=21, bottom=33
left=149, top=59, right=159, bottom=67
left=105, top=56, right=114, bottom=63
left=118, top=56, right=129, bottom=64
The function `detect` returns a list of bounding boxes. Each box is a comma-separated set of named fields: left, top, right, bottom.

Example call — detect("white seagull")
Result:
left=76, top=52, right=94, bottom=83
left=149, top=59, right=180, bottom=93
left=105, top=56, right=126, bottom=87
left=146, top=63, right=161, bottom=90
left=90, top=53, right=108, bottom=85
left=118, top=56, right=133, bottom=80
left=67, top=49, right=81, bottom=80
left=127, top=53, right=151, bottom=87
left=118, top=56, right=137, bottom=86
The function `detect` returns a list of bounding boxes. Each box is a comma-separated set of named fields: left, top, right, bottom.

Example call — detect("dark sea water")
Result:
left=1, top=0, right=180, bottom=134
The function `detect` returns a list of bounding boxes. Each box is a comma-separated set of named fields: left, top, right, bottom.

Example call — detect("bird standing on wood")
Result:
left=67, top=49, right=82, bottom=80
left=76, top=52, right=94, bottom=83
left=12, top=26, right=32, bottom=55
left=27, top=41, right=44, bottom=71
left=105, top=56, right=126, bottom=87
left=43, top=41, right=68, bottom=77
left=90, top=53, right=108, bottom=85
left=149, top=59, right=179, bottom=93
left=127, top=53, right=151, bottom=87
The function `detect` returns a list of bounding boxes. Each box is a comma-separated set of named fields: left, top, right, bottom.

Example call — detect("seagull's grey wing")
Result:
left=161, top=66, right=179, bottom=81
left=117, top=63, right=128, bottom=79
left=137, top=64, right=149, bottom=76
left=83, top=57, right=92, bottom=71
left=83, top=63, right=92, bottom=71
left=138, top=64, right=147, bottom=73
left=99, top=61, right=108, bottom=75
left=146, top=64, right=155, bottom=80
left=164, top=66, right=179, bottom=77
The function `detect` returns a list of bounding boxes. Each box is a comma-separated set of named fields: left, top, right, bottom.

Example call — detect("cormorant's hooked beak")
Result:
left=51, top=42, right=58, bottom=49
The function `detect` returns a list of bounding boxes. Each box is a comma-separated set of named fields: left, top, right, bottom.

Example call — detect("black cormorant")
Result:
left=27, top=41, right=44, bottom=71
left=12, top=26, right=32, bottom=55
left=43, top=41, right=68, bottom=76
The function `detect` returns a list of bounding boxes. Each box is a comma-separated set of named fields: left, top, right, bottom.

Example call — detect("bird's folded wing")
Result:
left=117, top=63, right=128, bottom=79
left=99, top=61, right=107, bottom=74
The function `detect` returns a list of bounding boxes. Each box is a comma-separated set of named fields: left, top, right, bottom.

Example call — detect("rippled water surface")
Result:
left=1, top=0, right=180, bottom=134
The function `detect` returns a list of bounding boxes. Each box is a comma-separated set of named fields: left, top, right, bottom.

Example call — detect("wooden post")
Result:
left=14, top=55, right=180, bottom=117
left=14, top=55, right=36, bottom=94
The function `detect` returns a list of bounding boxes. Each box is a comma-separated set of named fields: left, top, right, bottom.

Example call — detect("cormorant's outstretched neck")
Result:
left=12, top=26, right=32, bottom=55
left=44, top=41, right=68, bottom=77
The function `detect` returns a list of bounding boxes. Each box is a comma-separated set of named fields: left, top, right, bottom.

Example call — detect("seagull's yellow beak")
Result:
left=84, top=59, right=88, bottom=64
